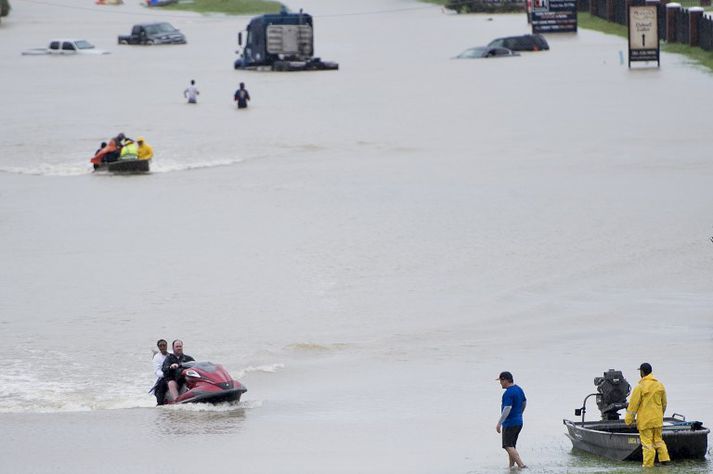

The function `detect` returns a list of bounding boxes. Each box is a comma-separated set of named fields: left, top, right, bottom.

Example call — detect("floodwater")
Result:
left=1, top=0, right=712, bottom=472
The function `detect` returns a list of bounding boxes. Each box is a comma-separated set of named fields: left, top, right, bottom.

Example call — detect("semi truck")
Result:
left=1, top=0, right=10, bottom=24
left=234, top=9, right=338, bottom=71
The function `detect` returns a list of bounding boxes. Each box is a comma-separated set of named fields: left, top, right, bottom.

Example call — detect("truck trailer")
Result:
left=234, top=9, right=338, bottom=71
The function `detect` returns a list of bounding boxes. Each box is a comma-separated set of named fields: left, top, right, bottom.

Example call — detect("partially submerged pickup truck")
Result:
left=118, top=22, right=186, bottom=45
left=21, top=39, right=110, bottom=55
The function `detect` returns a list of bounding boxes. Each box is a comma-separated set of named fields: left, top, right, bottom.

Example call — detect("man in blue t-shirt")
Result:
left=496, top=371, right=527, bottom=469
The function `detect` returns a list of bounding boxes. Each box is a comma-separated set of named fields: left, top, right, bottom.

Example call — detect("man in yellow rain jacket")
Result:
left=625, top=363, right=670, bottom=467
left=137, top=136, right=153, bottom=161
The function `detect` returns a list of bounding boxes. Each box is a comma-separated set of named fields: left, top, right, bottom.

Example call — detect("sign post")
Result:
left=531, top=0, right=578, bottom=34
left=628, top=5, right=660, bottom=67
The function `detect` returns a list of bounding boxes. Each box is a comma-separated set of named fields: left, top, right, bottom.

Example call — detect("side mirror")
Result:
left=574, top=408, right=582, bottom=416
left=238, top=32, right=242, bottom=46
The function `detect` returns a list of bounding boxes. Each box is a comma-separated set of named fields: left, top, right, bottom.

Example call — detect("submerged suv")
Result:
left=487, top=34, right=549, bottom=51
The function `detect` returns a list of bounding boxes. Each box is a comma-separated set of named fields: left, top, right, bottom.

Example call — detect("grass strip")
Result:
left=579, top=12, right=713, bottom=71
left=162, top=0, right=282, bottom=15
left=577, top=11, right=628, bottom=37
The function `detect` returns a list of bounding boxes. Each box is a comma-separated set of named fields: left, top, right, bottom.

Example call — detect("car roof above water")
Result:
left=488, top=34, right=549, bottom=50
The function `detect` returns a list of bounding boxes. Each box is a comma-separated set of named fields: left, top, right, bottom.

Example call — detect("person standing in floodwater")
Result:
left=496, top=371, right=527, bottom=469
left=234, top=82, right=250, bottom=109
left=625, top=363, right=670, bottom=468
left=184, top=80, right=199, bottom=104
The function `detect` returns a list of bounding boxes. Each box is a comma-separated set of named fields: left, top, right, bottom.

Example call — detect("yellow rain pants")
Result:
left=639, top=427, right=670, bottom=467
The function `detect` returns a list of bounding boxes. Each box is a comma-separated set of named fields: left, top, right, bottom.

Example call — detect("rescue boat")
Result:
left=563, top=369, right=709, bottom=462
left=563, top=416, right=709, bottom=461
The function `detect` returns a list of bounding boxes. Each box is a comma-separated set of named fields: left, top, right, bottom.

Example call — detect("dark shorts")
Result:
left=154, top=378, right=168, bottom=405
left=502, top=424, right=523, bottom=448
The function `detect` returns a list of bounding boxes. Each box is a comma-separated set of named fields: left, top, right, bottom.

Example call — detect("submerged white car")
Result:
left=22, top=39, right=110, bottom=56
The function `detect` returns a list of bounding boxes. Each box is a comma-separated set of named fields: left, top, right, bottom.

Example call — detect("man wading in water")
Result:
left=234, top=82, right=250, bottom=109
left=496, top=371, right=527, bottom=469
left=184, top=80, right=199, bottom=104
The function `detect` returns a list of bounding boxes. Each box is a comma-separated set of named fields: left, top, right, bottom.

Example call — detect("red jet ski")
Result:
left=163, top=361, right=247, bottom=405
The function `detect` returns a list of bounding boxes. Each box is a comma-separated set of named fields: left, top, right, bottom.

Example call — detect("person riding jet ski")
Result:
left=161, top=339, right=195, bottom=403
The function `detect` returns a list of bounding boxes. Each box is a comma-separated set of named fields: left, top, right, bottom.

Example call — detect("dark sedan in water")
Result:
left=454, top=46, right=519, bottom=59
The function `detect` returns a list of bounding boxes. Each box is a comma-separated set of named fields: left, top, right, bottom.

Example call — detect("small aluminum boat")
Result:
left=564, top=416, right=709, bottom=461
left=564, top=369, right=709, bottom=462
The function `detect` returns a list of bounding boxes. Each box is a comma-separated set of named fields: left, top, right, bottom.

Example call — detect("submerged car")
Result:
left=487, top=34, right=549, bottom=51
left=454, top=46, right=519, bottom=59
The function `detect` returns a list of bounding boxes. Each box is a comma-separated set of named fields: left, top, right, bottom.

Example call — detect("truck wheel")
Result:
left=119, top=39, right=127, bottom=45
left=146, top=39, right=155, bottom=45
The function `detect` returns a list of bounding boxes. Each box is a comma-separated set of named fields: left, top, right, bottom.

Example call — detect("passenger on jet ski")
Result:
left=161, top=339, right=195, bottom=402
left=150, top=339, right=169, bottom=405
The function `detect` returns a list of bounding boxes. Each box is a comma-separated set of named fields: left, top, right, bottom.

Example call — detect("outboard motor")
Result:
left=594, top=369, right=630, bottom=420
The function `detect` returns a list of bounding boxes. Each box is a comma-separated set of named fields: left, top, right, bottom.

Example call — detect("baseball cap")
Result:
left=496, top=371, right=513, bottom=381
left=638, top=363, right=652, bottom=372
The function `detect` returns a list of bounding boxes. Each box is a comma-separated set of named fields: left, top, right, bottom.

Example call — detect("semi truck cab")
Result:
left=235, top=10, right=337, bottom=71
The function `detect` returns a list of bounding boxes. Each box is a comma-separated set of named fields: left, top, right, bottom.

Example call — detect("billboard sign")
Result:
left=531, top=0, right=578, bottom=33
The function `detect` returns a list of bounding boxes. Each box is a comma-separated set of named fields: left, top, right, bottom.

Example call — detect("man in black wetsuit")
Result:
left=161, top=339, right=195, bottom=402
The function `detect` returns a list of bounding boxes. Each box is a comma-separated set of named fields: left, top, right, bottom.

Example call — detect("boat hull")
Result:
left=94, top=159, right=150, bottom=173
left=564, top=418, right=709, bottom=462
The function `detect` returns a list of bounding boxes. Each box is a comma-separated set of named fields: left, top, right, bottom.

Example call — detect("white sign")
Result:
left=629, top=6, right=658, bottom=49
